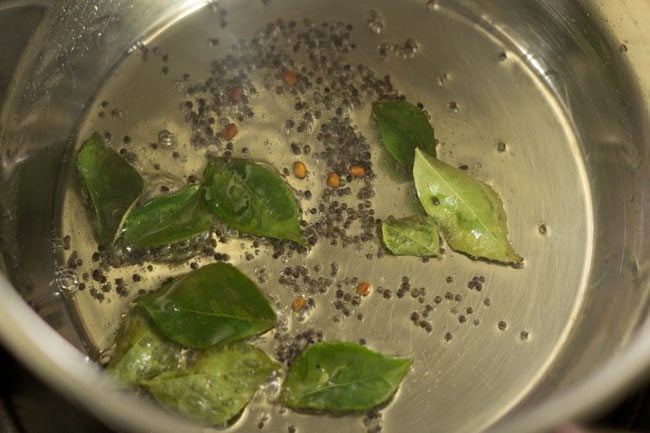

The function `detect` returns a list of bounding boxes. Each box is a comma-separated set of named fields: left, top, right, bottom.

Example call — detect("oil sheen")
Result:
left=56, top=1, right=593, bottom=432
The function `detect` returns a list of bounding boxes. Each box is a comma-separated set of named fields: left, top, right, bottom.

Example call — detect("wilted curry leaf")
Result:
left=202, top=158, right=304, bottom=244
left=136, top=263, right=276, bottom=349
left=121, top=185, right=214, bottom=251
left=105, top=309, right=180, bottom=387
left=281, top=341, right=412, bottom=411
left=372, top=99, right=436, bottom=167
left=143, top=343, right=279, bottom=426
left=76, top=132, right=144, bottom=245
left=381, top=215, right=440, bottom=257
left=413, top=148, right=523, bottom=264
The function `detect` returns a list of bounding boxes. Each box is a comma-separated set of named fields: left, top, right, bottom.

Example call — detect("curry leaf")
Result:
left=136, top=263, right=276, bottom=349
left=202, top=158, right=304, bottom=244
left=413, top=148, right=523, bottom=264
left=105, top=309, right=180, bottom=387
left=281, top=341, right=412, bottom=411
left=372, top=99, right=436, bottom=167
left=143, top=343, right=279, bottom=426
left=381, top=216, right=440, bottom=257
left=76, top=132, right=144, bottom=245
left=120, top=185, right=214, bottom=251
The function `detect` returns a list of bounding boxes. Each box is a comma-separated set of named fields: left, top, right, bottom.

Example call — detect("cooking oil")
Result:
left=54, top=1, right=593, bottom=432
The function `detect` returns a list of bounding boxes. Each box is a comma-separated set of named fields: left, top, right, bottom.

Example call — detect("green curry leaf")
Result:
left=76, top=133, right=144, bottom=245
left=381, top=216, right=440, bottom=257
left=413, top=148, right=523, bottom=264
left=143, top=343, right=279, bottom=426
left=372, top=99, right=436, bottom=167
left=105, top=309, right=180, bottom=387
left=136, top=263, right=276, bottom=349
left=202, top=158, right=304, bottom=244
left=281, top=341, right=412, bottom=412
left=120, top=185, right=214, bottom=251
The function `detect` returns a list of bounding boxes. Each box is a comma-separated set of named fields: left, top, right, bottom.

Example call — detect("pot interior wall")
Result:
left=0, top=1, right=648, bottom=432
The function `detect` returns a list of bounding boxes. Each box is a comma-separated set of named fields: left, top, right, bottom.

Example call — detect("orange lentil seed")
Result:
left=223, top=123, right=238, bottom=140
left=326, top=172, right=340, bottom=188
left=356, top=281, right=372, bottom=296
left=292, top=295, right=306, bottom=312
left=348, top=164, right=366, bottom=178
left=293, top=161, right=308, bottom=179
left=283, top=69, right=298, bottom=86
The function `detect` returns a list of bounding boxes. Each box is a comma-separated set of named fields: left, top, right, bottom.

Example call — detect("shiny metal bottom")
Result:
left=0, top=1, right=649, bottom=433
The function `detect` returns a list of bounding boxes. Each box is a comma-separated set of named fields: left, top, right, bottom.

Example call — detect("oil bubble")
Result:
left=54, top=268, right=79, bottom=293
left=127, top=40, right=145, bottom=54
left=158, top=129, right=175, bottom=147
left=263, top=378, right=283, bottom=400
left=426, top=0, right=440, bottom=11
left=98, top=348, right=114, bottom=366
left=367, top=10, right=384, bottom=34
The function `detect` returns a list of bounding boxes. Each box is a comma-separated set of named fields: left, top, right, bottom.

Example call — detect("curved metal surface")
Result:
left=0, top=0, right=647, bottom=433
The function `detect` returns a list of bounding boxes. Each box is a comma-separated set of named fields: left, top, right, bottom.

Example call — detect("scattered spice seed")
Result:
left=283, top=69, right=298, bottom=85
left=291, top=295, right=306, bottom=312
left=223, top=123, right=238, bottom=140
left=326, top=172, right=340, bottom=188
left=293, top=161, right=308, bottom=179
left=229, top=86, right=242, bottom=102
left=356, top=281, right=371, bottom=296
left=348, top=164, right=366, bottom=178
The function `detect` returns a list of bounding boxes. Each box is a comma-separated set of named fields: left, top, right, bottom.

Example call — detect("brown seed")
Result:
left=283, top=69, right=298, bottom=86
left=348, top=164, right=366, bottom=178
left=293, top=161, right=308, bottom=179
left=326, top=172, right=340, bottom=188
left=292, top=295, right=306, bottom=312
left=356, top=281, right=371, bottom=296
left=223, top=123, right=238, bottom=140
left=229, top=86, right=242, bottom=102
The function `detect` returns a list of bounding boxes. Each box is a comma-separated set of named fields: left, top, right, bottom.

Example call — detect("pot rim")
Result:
left=0, top=269, right=648, bottom=433
left=0, top=0, right=649, bottom=432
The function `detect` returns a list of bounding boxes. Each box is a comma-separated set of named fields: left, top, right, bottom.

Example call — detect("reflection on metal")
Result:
left=0, top=1, right=648, bottom=433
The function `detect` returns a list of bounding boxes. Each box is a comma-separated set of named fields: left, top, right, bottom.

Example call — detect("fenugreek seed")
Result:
left=291, top=295, right=306, bottom=312
left=356, top=281, right=371, bottom=296
left=293, top=161, right=307, bottom=179
left=326, top=172, right=340, bottom=188
left=283, top=69, right=298, bottom=86
left=348, top=164, right=366, bottom=178
left=223, top=123, right=238, bottom=140
left=229, top=86, right=242, bottom=102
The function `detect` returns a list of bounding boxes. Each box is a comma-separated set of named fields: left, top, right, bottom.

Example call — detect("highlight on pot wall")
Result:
left=0, top=1, right=649, bottom=433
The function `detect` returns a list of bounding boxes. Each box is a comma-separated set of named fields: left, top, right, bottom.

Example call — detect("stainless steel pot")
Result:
left=0, top=1, right=649, bottom=432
